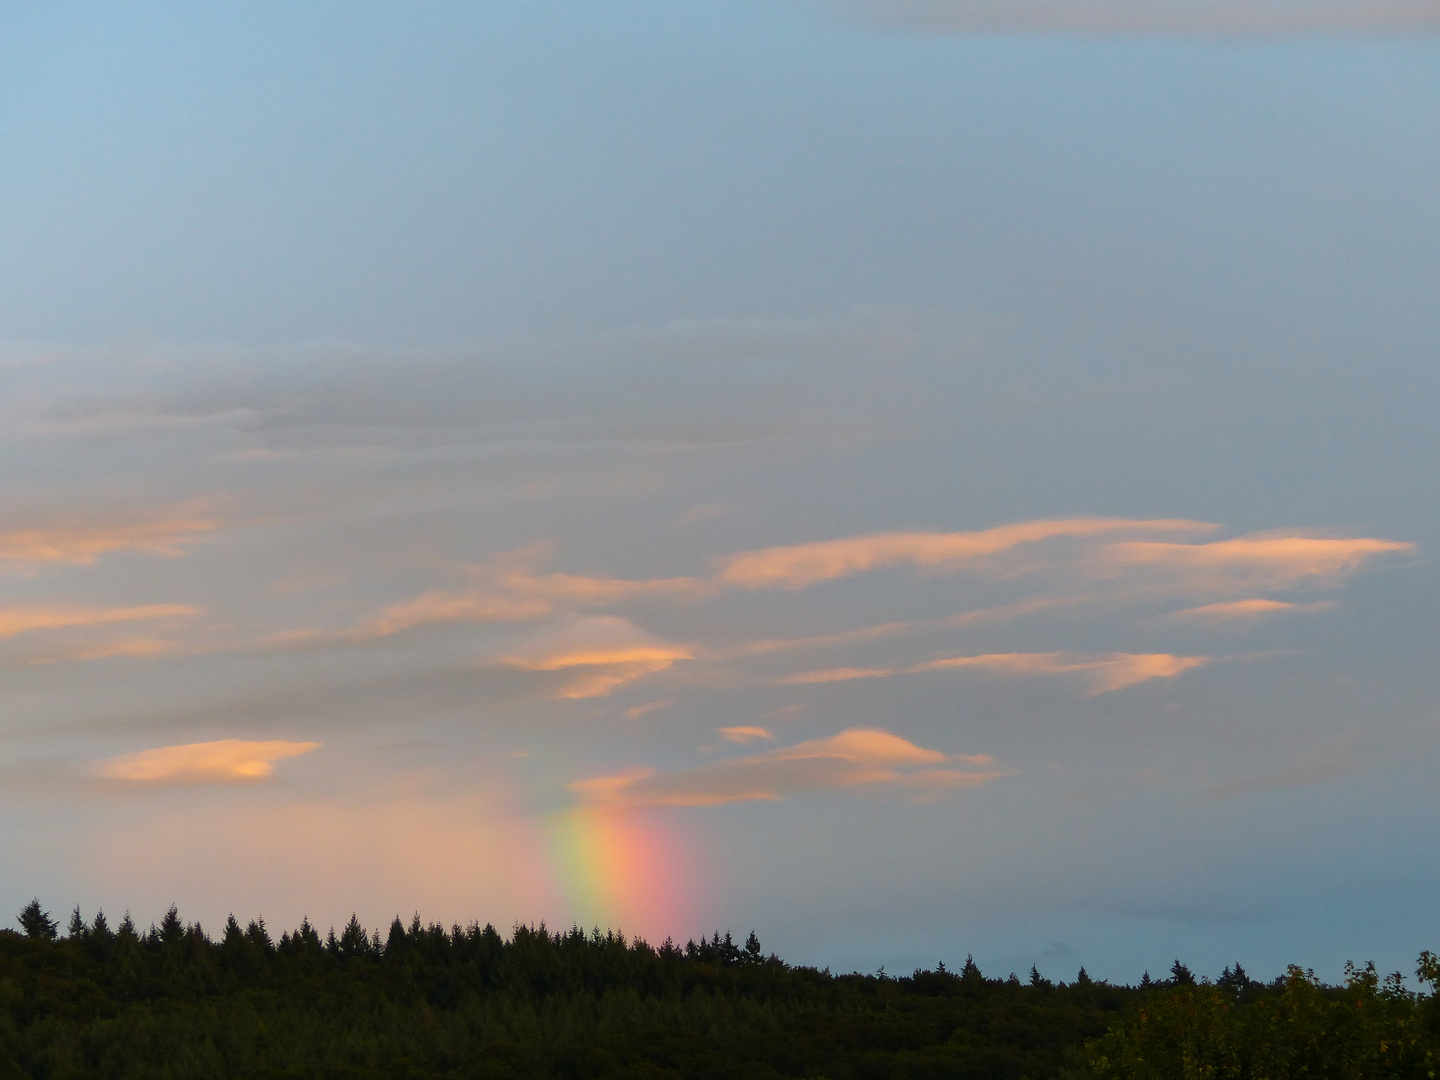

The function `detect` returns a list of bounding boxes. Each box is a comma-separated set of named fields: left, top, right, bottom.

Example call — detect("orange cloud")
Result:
left=785, top=651, right=1211, bottom=694
left=353, top=549, right=708, bottom=640
left=497, top=617, right=693, bottom=698
left=1101, top=533, right=1414, bottom=591
left=27, top=637, right=185, bottom=664
left=0, top=604, right=201, bottom=639
left=1164, top=598, right=1335, bottom=622
left=719, top=726, right=774, bottom=743
left=356, top=590, right=551, bottom=638
left=0, top=518, right=219, bottom=565
left=623, top=699, right=675, bottom=720
left=94, top=739, right=321, bottom=783
left=718, top=517, right=1214, bottom=590
left=571, top=727, right=1008, bottom=807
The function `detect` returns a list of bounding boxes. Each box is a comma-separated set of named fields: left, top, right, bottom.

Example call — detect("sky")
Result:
left=1, top=0, right=1438, bottom=984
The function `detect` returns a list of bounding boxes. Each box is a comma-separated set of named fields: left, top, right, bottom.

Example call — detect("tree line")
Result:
left=3, top=898, right=1438, bottom=1078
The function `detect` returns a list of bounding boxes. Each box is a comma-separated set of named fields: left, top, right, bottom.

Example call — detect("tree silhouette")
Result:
left=17, top=898, right=57, bottom=940
left=1169, top=959, right=1196, bottom=986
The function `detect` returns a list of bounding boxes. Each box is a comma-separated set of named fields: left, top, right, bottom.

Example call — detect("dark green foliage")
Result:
left=15, top=904, right=55, bottom=944
left=1, top=904, right=1122, bottom=1078
left=4, top=899, right=1439, bottom=1079
left=1088, top=959, right=1440, bottom=1079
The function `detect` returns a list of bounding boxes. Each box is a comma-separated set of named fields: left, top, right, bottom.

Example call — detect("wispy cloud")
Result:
left=829, top=0, right=1440, bottom=35
left=353, top=548, right=709, bottom=640
left=355, top=590, right=552, bottom=639
left=1202, top=733, right=1362, bottom=798
left=785, top=651, right=1211, bottom=693
left=0, top=604, right=201, bottom=639
left=1163, top=598, right=1335, bottom=622
left=719, top=726, right=775, bottom=743
left=718, top=517, right=1213, bottom=590
left=1101, top=533, right=1414, bottom=591
left=0, top=518, right=219, bottom=565
left=496, top=616, right=693, bottom=698
left=571, top=727, right=1007, bottom=807
left=624, top=699, right=676, bottom=720
left=93, top=739, right=321, bottom=783
left=350, top=522, right=1407, bottom=653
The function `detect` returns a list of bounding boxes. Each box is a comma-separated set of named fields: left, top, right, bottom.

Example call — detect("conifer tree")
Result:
left=159, top=905, right=185, bottom=947
left=961, top=954, right=983, bottom=985
left=17, top=899, right=57, bottom=940
left=246, top=918, right=273, bottom=953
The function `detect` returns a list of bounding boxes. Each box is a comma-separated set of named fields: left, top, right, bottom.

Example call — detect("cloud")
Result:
left=93, top=739, right=321, bottom=783
left=718, top=517, right=1213, bottom=590
left=1203, top=733, right=1362, bottom=798
left=719, top=726, right=775, bottom=743
left=1163, top=598, right=1335, bottom=622
left=624, top=699, right=676, bottom=720
left=0, top=604, right=201, bottom=639
left=496, top=616, right=694, bottom=698
left=1101, top=533, right=1415, bottom=591
left=677, top=503, right=742, bottom=525
left=0, top=518, right=219, bottom=565
left=828, top=0, right=1440, bottom=35
left=353, top=549, right=708, bottom=640
left=347, top=525, right=1407, bottom=650
left=355, top=590, right=552, bottom=638
left=23, top=637, right=187, bottom=664
left=571, top=727, right=1008, bottom=807
left=785, top=651, right=1211, bottom=693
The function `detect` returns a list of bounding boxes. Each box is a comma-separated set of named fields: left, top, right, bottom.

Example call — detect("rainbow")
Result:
left=544, top=806, right=694, bottom=941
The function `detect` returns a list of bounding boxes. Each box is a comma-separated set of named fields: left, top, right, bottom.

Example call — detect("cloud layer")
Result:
left=0, top=518, right=218, bottom=565
left=94, top=740, right=321, bottom=783
left=785, top=651, right=1211, bottom=693
left=718, top=517, right=1212, bottom=590
left=496, top=617, right=694, bottom=698
left=572, top=728, right=1008, bottom=807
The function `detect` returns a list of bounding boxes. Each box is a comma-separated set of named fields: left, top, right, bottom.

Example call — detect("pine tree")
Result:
left=159, top=906, right=185, bottom=948
left=962, top=954, right=983, bottom=985
left=18, top=899, right=57, bottom=940
left=246, top=918, right=273, bottom=953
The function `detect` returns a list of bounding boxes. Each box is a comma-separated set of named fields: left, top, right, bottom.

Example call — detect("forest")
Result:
left=2, top=899, right=1438, bottom=1079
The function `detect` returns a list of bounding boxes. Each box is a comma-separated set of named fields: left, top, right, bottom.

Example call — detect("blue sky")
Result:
left=1, top=1, right=1438, bottom=983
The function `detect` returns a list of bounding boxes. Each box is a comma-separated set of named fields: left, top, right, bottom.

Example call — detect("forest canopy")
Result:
left=2, top=899, right=1438, bottom=1079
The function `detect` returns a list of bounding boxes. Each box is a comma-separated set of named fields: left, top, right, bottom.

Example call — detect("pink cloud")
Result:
left=1101, top=533, right=1414, bottom=591
left=0, top=517, right=218, bottom=565
left=718, top=726, right=774, bottom=743
left=497, top=616, right=693, bottom=698
left=718, top=517, right=1214, bottom=590
left=785, top=651, right=1211, bottom=694
left=0, top=603, right=201, bottom=639
left=94, top=739, right=321, bottom=783
left=571, top=727, right=1008, bottom=807
left=1163, top=598, right=1335, bottom=622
